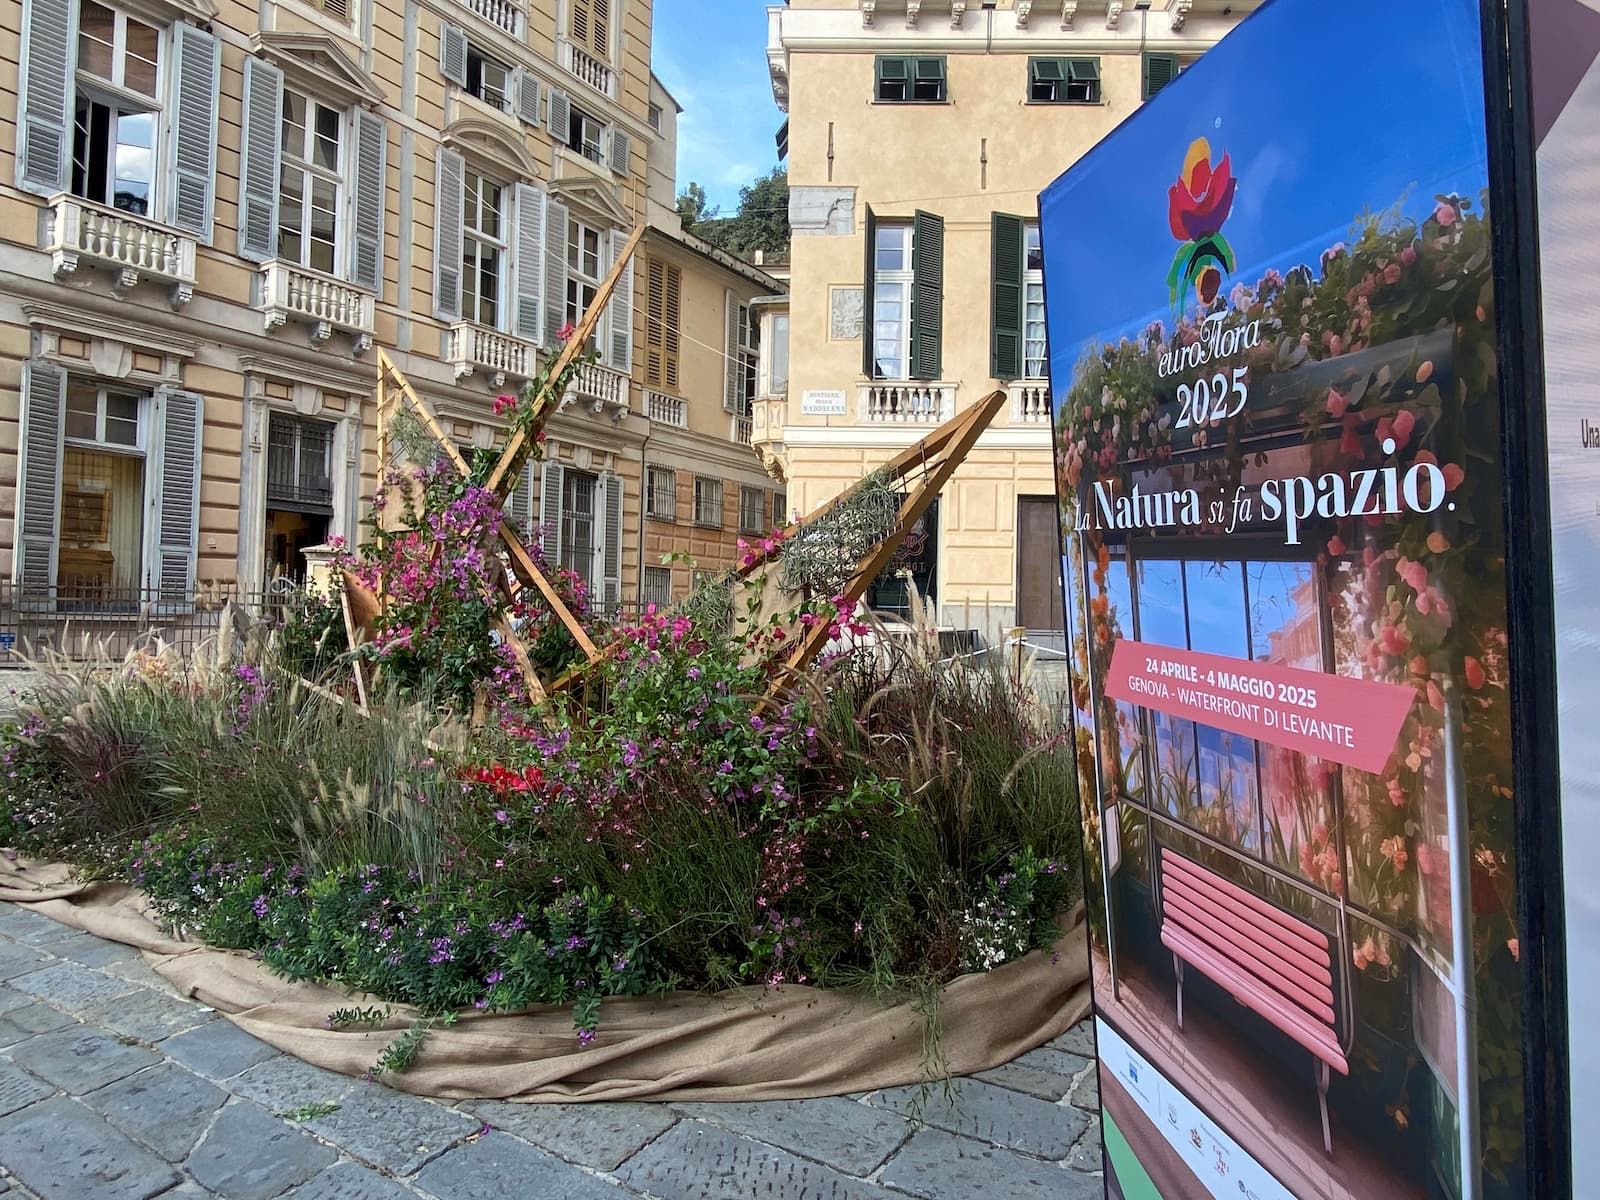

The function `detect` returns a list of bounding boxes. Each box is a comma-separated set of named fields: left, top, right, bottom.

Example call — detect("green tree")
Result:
left=675, top=182, right=718, bottom=232
left=721, top=167, right=790, bottom=259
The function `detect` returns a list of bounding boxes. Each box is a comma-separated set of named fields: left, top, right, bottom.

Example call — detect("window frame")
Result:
left=465, top=43, right=512, bottom=112
left=1023, top=221, right=1046, bottom=379
left=644, top=465, right=676, bottom=521
left=566, top=215, right=606, bottom=346
left=71, top=1, right=165, bottom=217
left=872, top=221, right=914, bottom=381
left=461, top=168, right=508, bottom=329
left=736, top=301, right=759, bottom=415
left=265, top=412, right=336, bottom=513
left=65, top=379, right=145, bottom=451
left=692, top=476, right=723, bottom=528
left=277, top=86, right=346, bottom=276
left=738, top=485, right=765, bottom=535
left=560, top=468, right=599, bottom=587
left=642, top=564, right=671, bottom=610
left=1028, top=56, right=1100, bottom=104
left=566, top=103, right=607, bottom=164
left=875, top=55, right=947, bottom=103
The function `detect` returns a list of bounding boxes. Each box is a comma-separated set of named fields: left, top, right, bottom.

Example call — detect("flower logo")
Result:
left=1166, top=137, right=1238, bottom=308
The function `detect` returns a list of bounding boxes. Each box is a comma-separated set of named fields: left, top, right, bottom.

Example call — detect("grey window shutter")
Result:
left=168, top=24, right=220, bottom=241
left=149, top=387, right=204, bottom=607
left=351, top=109, right=387, bottom=292
left=238, top=57, right=284, bottom=262
left=540, top=461, right=565, bottom=566
left=600, top=473, right=623, bottom=611
left=607, top=231, right=634, bottom=372
left=514, top=69, right=541, bottom=126
left=15, top=0, right=76, bottom=197
left=440, top=23, right=467, bottom=87
left=911, top=209, right=944, bottom=381
left=990, top=212, right=1025, bottom=380
left=433, top=147, right=465, bottom=320
left=723, top=289, right=740, bottom=413
left=543, top=197, right=571, bottom=346
left=608, top=128, right=631, bottom=177
left=509, top=457, right=535, bottom=538
left=1143, top=52, right=1180, bottom=99
left=513, top=183, right=546, bottom=342
left=15, top=361, right=66, bottom=594
left=861, top=204, right=877, bottom=378
left=548, top=89, right=571, bottom=145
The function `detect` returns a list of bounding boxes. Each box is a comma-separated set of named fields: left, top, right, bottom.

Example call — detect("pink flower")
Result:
left=493, top=394, right=516, bottom=416
left=1326, top=535, right=1346, bottom=557
left=1434, top=202, right=1457, bottom=228
left=1442, top=463, right=1466, bottom=491
left=1464, top=656, right=1486, bottom=690
left=1507, top=937, right=1520, bottom=962
left=557, top=322, right=577, bottom=342
left=1326, top=388, right=1350, bottom=420
left=1401, top=244, right=1417, bottom=266
left=1383, top=263, right=1402, bottom=286
left=1391, top=409, right=1416, bottom=448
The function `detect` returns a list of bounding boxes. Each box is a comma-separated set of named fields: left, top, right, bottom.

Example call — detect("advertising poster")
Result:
left=1039, top=0, right=1531, bottom=1195
left=1527, top=0, right=1600, bottom=1187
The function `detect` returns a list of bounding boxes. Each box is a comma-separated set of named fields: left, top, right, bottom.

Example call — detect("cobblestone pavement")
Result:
left=0, top=900, right=1103, bottom=1200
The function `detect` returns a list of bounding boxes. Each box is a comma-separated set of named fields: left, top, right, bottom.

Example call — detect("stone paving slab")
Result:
left=0, top=899, right=1105, bottom=1200
left=0, top=1096, right=181, bottom=1200
left=462, top=1099, right=677, bottom=1171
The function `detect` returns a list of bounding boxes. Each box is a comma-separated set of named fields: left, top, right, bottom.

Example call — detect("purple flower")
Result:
left=485, top=969, right=505, bottom=986
left=577, top=1028, right=596, bottom=1047
left=251, top=895, right=269, bottom=919
left=494, top=809, right=508, bottom=824
left=621, top=740, right=640, bottom=768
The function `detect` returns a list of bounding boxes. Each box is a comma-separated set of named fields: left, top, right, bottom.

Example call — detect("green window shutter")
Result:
left=15, top=360, right=66, bottom=593
left=1031, top=57, right=1065, bottom=83
left=237, top=57, right=284, bottom=261
left=1143, top=52, right=1180, bottom=100
left=911, top=209, right=944, bottom=382
left=875, top=56, right=907, bottom=99
left=16, top=0, right=78, bottom=196
left=861, top=204, right=877, bottom=378
left=990, top=213, right=1025, bottom=380
left=1070, top=57, right=1100, bottom=82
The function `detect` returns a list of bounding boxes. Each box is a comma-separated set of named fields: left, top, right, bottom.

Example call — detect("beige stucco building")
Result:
left=0, top=0, right=780, bottom=621
left=760, top=0, right=1249, bottom=639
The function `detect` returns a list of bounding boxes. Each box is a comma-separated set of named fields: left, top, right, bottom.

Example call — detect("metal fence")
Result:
left=0, top=579, right=303, bottom=665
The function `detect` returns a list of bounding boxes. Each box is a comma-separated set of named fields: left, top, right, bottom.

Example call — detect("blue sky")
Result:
left=651, top=0, right=785, bottom=213
left=1039, top=0, right=1491, bottom=376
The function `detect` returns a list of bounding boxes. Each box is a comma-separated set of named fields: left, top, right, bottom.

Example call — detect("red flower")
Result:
left=557, top=322, right=577, bottom=342
left=1168, top=139, right=1237, bottom=242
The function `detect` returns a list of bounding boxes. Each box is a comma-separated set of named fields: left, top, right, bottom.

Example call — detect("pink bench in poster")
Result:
left=1157, top=847, right=1349, bottom=1156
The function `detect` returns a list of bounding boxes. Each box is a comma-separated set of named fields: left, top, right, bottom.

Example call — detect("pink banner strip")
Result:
left=1104, top=639, right=1415, bottom=776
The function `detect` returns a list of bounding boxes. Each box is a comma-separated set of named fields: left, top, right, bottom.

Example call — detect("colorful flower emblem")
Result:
left=1166, top=137, right=1238, bottom=308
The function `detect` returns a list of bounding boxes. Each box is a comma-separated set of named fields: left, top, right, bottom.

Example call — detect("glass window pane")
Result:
left=481, top=182, right=502, bottom=240
left=313, top=105, right=340, bottom=170
left=66, top=383, right=98, bottom=441
left=77, top=2, right=114, bottom=78
left=113, top=111, right=153, bottom=214
left=124, top=19, right=159, bottom=97
left=58, top=447, right=144, bottom=597
left=309, top=177, right=336, bottom=272
left=281, top=92, right=307, bottom=157
left=875, top=225, right=905, bottom=272
left=1025, top=223, right=1043, bottom=272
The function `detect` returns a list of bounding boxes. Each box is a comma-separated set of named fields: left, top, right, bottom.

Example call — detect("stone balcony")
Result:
left=44, top=195, right=196, bottom=308
left=558, top=37, right=616, bottom=99
left=1008, top=380, right=1052, bottom=424
left=560, top=360, right=631, bottom=420
left=258, top=261, right=375, bottom=353
left=857, top=380, right=957, bottom=424
left=449, top=323, right=539, bottom=387
left=645, top=390, right=687, bottom=427
left=459, top=0, right=521, bottom=36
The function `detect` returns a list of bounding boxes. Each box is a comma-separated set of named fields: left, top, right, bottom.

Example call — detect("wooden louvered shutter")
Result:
left=911, top=209, right=944, bottom=381
left=861, top=205, right=877, bottom=378
left=15, top=0, right=76, bottom=196
left=509, top=458, right=535, bottom=539
left=543, top=198, right=571, bottom=346
left=608, top=129, right=631, bottom=177
left=440, top=23, right=467, bottom=87
left=663, top=264, right=681, bottom=391
left=513, top=184, right=546, bottom=342
left=514, top=69, right=541, bottom=125
left=238, top=57, right=284, bottom=262
left=723, top=290, right=740, bottom=413
left=168, top=24, right=220, bottom=241
left=606, top=232, right=634, bottom=372
left=15, top=361, right=66, bottom=594
left=540, top=461, right=565, bottom=565
left=149, top=387, right=204, bottom=607
left=433, top=147, right=465, bottom=320
left=1143, top=52, right=1180, bottom=99
left=350, top=110, right=387, bottom=293
left=990, top=213, right=1025, bottom=380
left=600, top=473, right=623, bottom=612
left=645, top=259, right=666, bottom=387
left=548, top=89, right=572, bottom=146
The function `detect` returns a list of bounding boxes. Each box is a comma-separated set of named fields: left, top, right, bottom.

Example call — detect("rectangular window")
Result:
left=772, top=489, right=787, bottom=526
left=265, top=414, right=334, bottom=511
left=1143, top=51, right=1182, bottom=100
left=739, top=485, right=765, bottom=534
left=566, top=217, right=604, bottom=346
left=876, top=55, right=945, bottom=103
left=872, top=222, right=913, bottom=379
left=59, top=379, right=147, bottom=598
left=647, top=103, right=662, bottom=132
left=768, top=313, right=789, bottom=396
left=1024, top=221, right=1046, bottom=378
left=1029, top=56, right=1100, bottom=103
left=642, top=565, right=671, bottom=609
left=566, top=104, right=607, bottom=164
left=72, top=2, right=162, bottom=216
left=645, top=258, right=682, bottom=390
left=569, top=0, right=610, bottom=62
left=462, top=171, right=505, bottom=328
left=278, top=89, right=343, bottom=275
left=465, top=44, right=511, bottom=111
left=560, top=469, right=598, bottom=587
left=736, top=302, right=759, bottom=415
left=693, top=476, right=722, bottom=527
left=645, top=465, right=676, bottom=521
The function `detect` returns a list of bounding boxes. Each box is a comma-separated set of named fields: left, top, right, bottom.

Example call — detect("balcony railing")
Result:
left=449, top=323, right=539, bottom=386
left=733, top=414, right=754, bottom=445
left=646, top=390, right=687, bottom=427
left=259, top=261, right=375, bottom=352
left=559, top=38, right=616, bottom=98
left=857, top=381, right=957, bottom=424
left=462, top=0, right=522, bottom=36
left=1008, top=380, right=1052, bottom=424
left=44, top=195, right=196, bottom=307
left=565, top=360, right=630, bottom=418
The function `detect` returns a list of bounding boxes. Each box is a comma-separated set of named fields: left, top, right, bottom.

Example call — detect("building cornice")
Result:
left=781, top=423, right=1052, bottom=451
left=642, top=222, right=786, bottom=294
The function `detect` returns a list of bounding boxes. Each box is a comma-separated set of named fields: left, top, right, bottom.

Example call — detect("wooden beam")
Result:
left=486, top=223, right=646, bottom=496
left=377, top=349, right=470, bottom=475
left=498, top=519, right=599, bottom=660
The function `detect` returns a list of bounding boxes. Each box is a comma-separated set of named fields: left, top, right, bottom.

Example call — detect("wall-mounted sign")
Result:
left=801, top=389, right=848, bottom=416
left=1039, top=0, right=1578, bottom=1194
